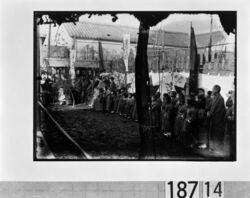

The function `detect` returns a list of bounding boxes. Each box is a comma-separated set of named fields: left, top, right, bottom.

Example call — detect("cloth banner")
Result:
left=123, top=34, right=130, bottom=72
left=70, top=49, right=76, bottom=79
left=173, top=73, right=186, bottom=88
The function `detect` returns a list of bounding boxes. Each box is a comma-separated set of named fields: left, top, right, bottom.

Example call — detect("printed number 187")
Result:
left=167, top=181, right=199, bottom=198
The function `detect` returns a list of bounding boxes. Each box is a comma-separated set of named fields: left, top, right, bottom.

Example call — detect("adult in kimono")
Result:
left=207, top=85, right=226, bottom=150
left=108, top=91, right=117, bottom=113
left=93, top=88, right=105, bottom=111
left=205, top=91, right=213, bottom=112
left=161, top=93, right=174, bottom=137
left=112, top=89, right=122, bottom=113
left=170, top=91, right=178, bottom=130
left=119, top=92, right=129, bottom=116
left=73, top=76, right=82, bottom=104
left=196, top=88, right=207, bottom=148
left=124, top=93, right=134, bottom=117
left=131, top=94, right=138, bottom=121
left=179, top=99, right=197, bottom=146
left=109, top=77, right=117, bottom=92
left=116, top=88, right=126, bottom=114
left=81, top=76, right=91, bottom=103
left=151, top=92, right=162, bottom=131
left=174, top=93, right=187, bottom=140
left=225, top=91, right=235, bottom=157
left=105, top=89, right=112, bottom=112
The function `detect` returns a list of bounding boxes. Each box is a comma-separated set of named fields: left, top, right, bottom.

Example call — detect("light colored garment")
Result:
left=58, top=88, right=66, bottom=105
left=88, top=88, right=100, bottom=108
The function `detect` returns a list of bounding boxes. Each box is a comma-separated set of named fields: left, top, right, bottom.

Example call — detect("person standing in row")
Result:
left=207, top=85, right=226, bottom=151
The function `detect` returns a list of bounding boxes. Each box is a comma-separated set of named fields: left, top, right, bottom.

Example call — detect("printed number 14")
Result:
left=204, top=182, right=224, bottom=198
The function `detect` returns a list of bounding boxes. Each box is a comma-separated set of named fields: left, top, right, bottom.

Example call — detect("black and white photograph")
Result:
left=34, top=11, right=236, bottom=161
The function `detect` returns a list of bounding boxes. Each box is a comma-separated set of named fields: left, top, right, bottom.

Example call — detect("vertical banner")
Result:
left=70, top=49, right=76, bottom=80
left=123, top=34, right=130, bottom=72
left=189, top=25, right=199, bottom=95
left=98, top=41, right=105, bottom=73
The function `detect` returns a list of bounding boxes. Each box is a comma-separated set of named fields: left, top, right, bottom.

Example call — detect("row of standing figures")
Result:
left=90, top=82, right=235, bottom=157
left=40, top=75, right=235, bottom=157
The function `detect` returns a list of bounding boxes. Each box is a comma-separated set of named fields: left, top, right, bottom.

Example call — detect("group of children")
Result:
left=93, top=87, right=138, bottom=121
left=92, top=80, right=235, bottom=152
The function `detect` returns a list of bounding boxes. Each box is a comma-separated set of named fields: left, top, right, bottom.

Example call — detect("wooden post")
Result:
left=36, top=21, right=41, bottom=131
left=135, top=22, right=154, bottom=158
left=34, top=16, right=41, bottom=159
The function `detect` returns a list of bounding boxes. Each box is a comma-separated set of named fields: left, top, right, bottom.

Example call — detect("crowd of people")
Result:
left=90, top=76, right=235, bottom=154
left=40, top=70, right=235, bottom=155
left=40, top=70, right=96, bottom=106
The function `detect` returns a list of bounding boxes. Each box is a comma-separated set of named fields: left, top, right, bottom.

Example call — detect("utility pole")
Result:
left=47, top=23, right=51, bottom=78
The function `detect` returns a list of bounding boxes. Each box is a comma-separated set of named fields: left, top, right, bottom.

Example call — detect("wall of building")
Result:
left=42, top=28, right=235, bottom=75
left=148, top=45, right=235, bottom=75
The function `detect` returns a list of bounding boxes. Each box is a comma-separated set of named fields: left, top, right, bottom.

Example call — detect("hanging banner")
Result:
left=173, top=73, right=186, bottom=88
left=123, top=34, right=130, bottom=72
left=189, top=25, right=199, bottom=94
left=70, top=49, right=76, bottom=79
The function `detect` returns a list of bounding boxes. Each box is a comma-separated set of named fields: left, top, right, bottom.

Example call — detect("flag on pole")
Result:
left=189, top=25, right=199, bottom=95
left=69, top=38, right=76, bottom=80
left=208, top=15, right=213, bottom=62
left=98, top=41, right=105, bottom=72
left=208, top=35, right=212, bottom=62
left=123, top=34, right=130, bottom=72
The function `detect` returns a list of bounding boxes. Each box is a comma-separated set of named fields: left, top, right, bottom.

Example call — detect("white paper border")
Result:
left=0, top=0, right=250, bottom=181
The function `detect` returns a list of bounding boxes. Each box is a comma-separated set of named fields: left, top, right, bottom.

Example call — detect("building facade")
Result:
left=41, top=21, right=235, bottom=76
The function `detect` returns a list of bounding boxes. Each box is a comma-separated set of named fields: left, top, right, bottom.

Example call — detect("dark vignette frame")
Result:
left=33, top=11, right=237, bottom=161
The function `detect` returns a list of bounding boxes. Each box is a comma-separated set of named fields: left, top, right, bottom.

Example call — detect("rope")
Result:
left=38, top=101, right=92, bottom=159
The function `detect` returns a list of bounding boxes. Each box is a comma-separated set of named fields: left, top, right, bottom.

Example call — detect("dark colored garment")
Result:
left=225, top=104, right=235, bottom=156
left=108, top=94, right=115, bottom=112
left=73, top=77, right=82, bottom=104
left=82, top=78, right=90, bottom=103
left=174, top=104, right=187, bottom=138
left=152, top=98, right=162, bottom=130
left=41, top=79, right=53, bottom=106
left=105, top=93, right=112, bottom=112
left=208, top=94, right=226, bottom=148
left=179, top=106, right=197, bottom=145
left=161, top=103, right=174, bottom=133
left=131, top=100, right=138, bottom=120
left=113, top=94, right=121, bottom=112
left=124, top=98, right=133, bottom=117
left=196, top=108, right=207, bottom=143
left=205, top=96, right=213, bottom=112
left=226, top=97, right=233, bottom=108
left=196, top=96, right=206, bottom=142
left=197, top=96, right=206, bottom=109
left=93, top=93, right=104, bottom=111
left=110, top=81, right=117, bottom=92
left=117, top=97, right=127, bottom=114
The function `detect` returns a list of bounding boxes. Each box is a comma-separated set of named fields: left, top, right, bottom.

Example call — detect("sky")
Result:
left=79, top=13, right=223, bottom=33
left=40, top=13, right=224, bottom=35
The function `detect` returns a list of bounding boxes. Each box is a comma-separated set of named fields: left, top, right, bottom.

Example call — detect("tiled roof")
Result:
left=62, top=22, right=225, bottom=48
left=63, top=22, right=139, bottom=44
left=196, top=31, right=226, bottom=48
